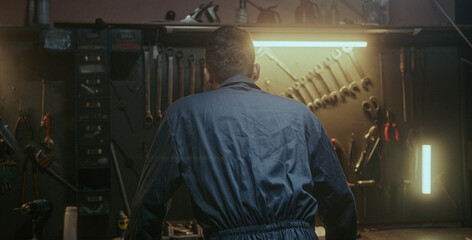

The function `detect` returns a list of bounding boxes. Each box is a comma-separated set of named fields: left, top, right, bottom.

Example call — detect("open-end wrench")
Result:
left=299, top=77, right=323, bottom=108
left=188, top=55, right=196, bottom=95
left=167, top=47, right=175, bottom=105
left=176, top=51, right=184, bottom=99
left=332, top=49, right=360, bottom=93
left=314, top=64, right=339, bottom=104
left=293, top=81, right=312, bottom=105
left=342, top=47, right=373, bottom=89
left=155, top=45, right=163, bottom=119
left=307, top=72, right=330, bottom=105
left=256, top=48, right=297, bottom=81
left=324, top=56, right=350, bottom=97
left=42, top=113, right=54, bottom=151
left=200, top=57, right=206, bottom=92
left=286, top=87, right=303, bottom=103
left=143, top=49, right=154, bottom=128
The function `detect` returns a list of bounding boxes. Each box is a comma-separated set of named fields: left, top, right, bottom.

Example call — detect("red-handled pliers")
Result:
left=384, top=110, right=399, bottom=142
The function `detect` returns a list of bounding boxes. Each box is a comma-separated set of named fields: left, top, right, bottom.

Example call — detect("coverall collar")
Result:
left=219, top=74, right=258, bottom=89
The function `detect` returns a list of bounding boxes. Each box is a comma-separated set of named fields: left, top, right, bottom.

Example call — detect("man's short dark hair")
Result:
left=205, top=26, right=255, bottom=84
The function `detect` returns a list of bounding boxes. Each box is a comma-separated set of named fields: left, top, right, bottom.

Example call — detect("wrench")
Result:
left=342, top=47, right=373, bottom=89
left=188, top=55, right=196, bottom=95
left=299, top=77, right=323, bottom=108
left=143, top=49, right=154, bottom=128
left=293, top=81, right=312, bottom=105
left=324, top=56, right=350, bottom=97
left=307, top=72, right=330, bottom=105
left=155, top=46, right=163, bottom=119
left=332, top=49, right=360, bottom=93
left=286, top=87, right=303, bottom=103
left=256, top=48, right=297, bottom=81
left=200, top=58, right=206, bottom=92
left=314, top=64, right=339, bottom=104
left=167, top=47, right=175, bottom=105
left=42, top=113, right=54, bottom=151
left=176, top=51, right=184, bottom=98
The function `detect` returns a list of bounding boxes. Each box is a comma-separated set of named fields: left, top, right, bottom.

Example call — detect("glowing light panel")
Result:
left=422, top=145, right=432, bottom=194
left=252, top=41, right=368, bottom=48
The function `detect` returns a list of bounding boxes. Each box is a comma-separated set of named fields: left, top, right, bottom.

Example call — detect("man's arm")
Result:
left=126, top=117, right=182, bottom=240
left=306, top=115, right=358, bottom=239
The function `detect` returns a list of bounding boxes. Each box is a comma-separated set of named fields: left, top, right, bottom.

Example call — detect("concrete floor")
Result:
left=358, top=227, right=472, bottom=240
left=316, top=227, right=472, bottom=240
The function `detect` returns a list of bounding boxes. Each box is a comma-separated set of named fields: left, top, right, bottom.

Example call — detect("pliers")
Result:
left=384, top=110, right=399, bottom=142
left=15, top=100, right=34, bottom=142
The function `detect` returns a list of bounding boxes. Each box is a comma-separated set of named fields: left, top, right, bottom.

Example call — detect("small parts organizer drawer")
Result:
left=77, top=29, right=108, bottom=51
left=76, top=53, right=108, bottom=74
left=78, top=76, right=109, bottom=98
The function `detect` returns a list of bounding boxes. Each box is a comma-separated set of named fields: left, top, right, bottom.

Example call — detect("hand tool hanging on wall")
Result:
left=167, top=48, right=175, bottom=105
left=307, top=72, right=330, bottom=105
left=34, top=148, right=77, bottom=192
left=293, top=81, right=313, bottom=106
left=324, top=57, right=350, bottom=97
left=200, top=57, right=206, bottom=92
left=247, top=1, right=281, bottom=23
left=362, top=96, right=380, bottom=121
left=400, top=47, right=407, bottom=123
left=40, top=80, right=54, bottom=151
left=384, top=110, right=399, bottom=142
left=143, top=49, right=154, bottom=128
left=176, top=51, right=185, bottom=99
left=354, top=125, right=380, bottom=173
left=0, top=117, right=18, bottom=150
left=299, top=77, right=323, bottom=108
left=41, top=114, right=54, bottom=151
left=189, top=55, right=196, bottom=95
left=342, top=47, right=373, bottom=89
left=0, top=140, right=16, bottom=194
left=286, top=87, right=304, bottom=103
left=314, top=64, right=339, bottom=104
left=332, top=49, right=361, bottom=93
left=110, top=143, right=131, bottom=215
left=348, top=133, right=354, bottom=167
left=155, top=45, right=163, bottom=119
left=257, top=48, right=297, bottom=81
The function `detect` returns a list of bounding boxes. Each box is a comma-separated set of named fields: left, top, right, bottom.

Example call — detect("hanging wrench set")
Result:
left=279, top=47, right=374, bottom=111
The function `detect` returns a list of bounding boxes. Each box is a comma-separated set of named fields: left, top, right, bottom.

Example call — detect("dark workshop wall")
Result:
left=0, top=30, right=77, bottom=239
left=0, top=0, right=455, bottom=27
left=0, top=1, right=471, bottom=239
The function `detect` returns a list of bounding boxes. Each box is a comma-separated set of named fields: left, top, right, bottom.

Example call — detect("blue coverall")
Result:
left=126, top=74, right=357, bottom=240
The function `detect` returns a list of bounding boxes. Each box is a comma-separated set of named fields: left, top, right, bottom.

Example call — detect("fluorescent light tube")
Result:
left=422, top=145, right=431, bottom=194
left=252, top=41, right=368, bottom=48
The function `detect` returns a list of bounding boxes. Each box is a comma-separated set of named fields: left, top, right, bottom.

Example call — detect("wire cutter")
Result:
left=384, top=110, right=399, bottom=142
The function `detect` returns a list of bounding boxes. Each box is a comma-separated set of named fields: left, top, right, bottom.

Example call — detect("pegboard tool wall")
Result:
left=0, top=26, right=470, bottom=239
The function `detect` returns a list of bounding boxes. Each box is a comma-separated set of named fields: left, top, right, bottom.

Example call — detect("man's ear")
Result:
left=204, top=67, right=212, bottom=85
left=252, top=63, right=261, bottom=82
